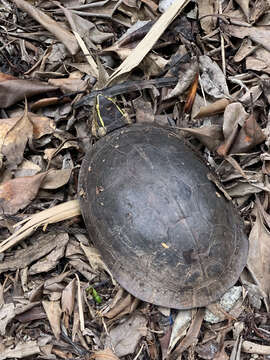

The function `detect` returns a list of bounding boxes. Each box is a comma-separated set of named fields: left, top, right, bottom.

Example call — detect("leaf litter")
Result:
left=1, top=0, right=270, bottom=359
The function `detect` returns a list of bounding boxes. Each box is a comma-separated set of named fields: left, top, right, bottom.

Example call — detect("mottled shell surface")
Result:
left=78, top=124, right=248, bottom=309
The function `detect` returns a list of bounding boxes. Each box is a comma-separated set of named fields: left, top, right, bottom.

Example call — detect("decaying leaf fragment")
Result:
left=0, top=105, right=33, bottom=167
left=0, top=173, right=46, bottom=215
left=0, top=340, right=40, bottom=360
left=199, top=55, right=229, bottom=99
left=13, top=0, right=79, bottom=55
left=247, top=197, right=270, bottom=310
left=42, top=300, right=62, bottom=339
left=0, top=72, right=57, bottom=108
left=0, top=303, right=15, bottom=336
left=90, top=349, right=120, bottom=360
left=179, top=125, right=223, bottom=151
left=0, top=112, right=55, bottom=168
left=217, top=102, right=265, bottom=156
left=105, top=313, right=147, bottom=357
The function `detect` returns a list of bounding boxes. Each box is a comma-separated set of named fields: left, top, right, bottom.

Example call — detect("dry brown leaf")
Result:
left=0, top=105, right=33, bottom=167
left=247, top=198, right=270, bottom=310
left=0, top=303, right=15, bottom=336
left=0, top=340, right=40, bottom=360
left=105, top=313, right=147, bottom=357
left=15, top=160, right=41, bottom=178
left=199, top=55, right=229, bottom=99
left=62, top=278, right=76, bottom=319
left=233, top=38, right=258, bottom=63
left=29, top=233, right=69, bottom=274
left=13, top=0, right=78, bottom=55
left=0, top=74, right=57, bottom=108
left=173, top=308, right=205, bottom=356
left=0, top=172, right=46, bottom=215
left=235, top=0, right=250, bottom=20
left=165, top=61, right=198, bottom=100
left=197, top=0, right=216, bottom=34
left=0, top=113, right=54, bottom=167
left=193, top=98, right=231, bottom=118
left=42, top=300, right=62, bottom=340
left=90, top=348, right=120, bottom=360
left=0, top=72, right=17, bottom=81
left=48, top=72, right=88, bottom=94
left=41, top=169, right=72, bottom=190
left=133, top=98, right=155, bottom=124
left=250, top=0, right=270, bottom=24
left=104, top=294, right=133, bottom=319
left=179, top=125, right=223, bottom=151
left=222, top=24, right=270, bottom=52
left=230, top=114, right=266, bottom=153
left=218, top=102, right=265, bottom=155
left=246, top=48, right=270, bottom=74
left=0, top=233, right=65, bottom=273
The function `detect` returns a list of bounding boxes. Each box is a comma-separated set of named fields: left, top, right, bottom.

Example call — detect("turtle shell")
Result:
left=78, top=124, right=248, bottom=309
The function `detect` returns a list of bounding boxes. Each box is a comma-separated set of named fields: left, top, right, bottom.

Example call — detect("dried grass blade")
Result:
left=0, top=200, right=81, bottom=254
left=107, top=0, right=190, bottom=85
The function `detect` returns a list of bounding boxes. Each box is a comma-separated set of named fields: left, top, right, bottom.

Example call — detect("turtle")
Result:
left=78, top=121, right=248, bottom=309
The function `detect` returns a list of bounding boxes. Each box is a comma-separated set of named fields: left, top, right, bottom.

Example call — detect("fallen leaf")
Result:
left=0, top=113, right=55, bottom=143
left=0, top=73, right=57, bottom=108
left=168, top=309, right=192, bottom=353
left=62, top=278, right=76, bottom=323
left=164, top=61, right=198, bottom=100
left=197, top=0, right=216, bottom=34
left=0, top=341, right=40, bottom=360
left=199, top=55, right=229, bottom=99
left=42, top=300, right=62, bottom=340
left=194, top=98, right=231, bottom=119
left=41, top=169, right=72, bottom=190
left=235, top=0, right=250, bottom=20
left=230, top=114, right=266, bottom=153
left=90, top=348, right=120, bottom=360
left=222, top=24, right=270, bottom=52
left=105, top=313, right=147, bottom=357
left=247, top=198, right=270, bottom=310
left=0, top=303, right=15, bottom=335
left=179, top=125, right=223, bottom=151
left=15, top=160, right=41, bottom=178
left=0, top=104, right=33, bottom=167
left=0, top=173, right=46, bottom=215
left=173, top=309, right=205, bottom=356
left=246, top=48, right=270, bottom=74
left=48, top=72, right=88, bottom=94
left=133, top=98, right=155, bottom=124
left=29, top=233, right=69, bottom=274
left=103, top=294, right=133, bottom=319
left=13, top=0, right=78, bottom=55
left=0, top=233, right=67, bottom=273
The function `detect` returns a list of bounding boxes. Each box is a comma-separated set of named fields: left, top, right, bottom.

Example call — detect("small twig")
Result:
left=219, top=1, right=226, bottom=76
